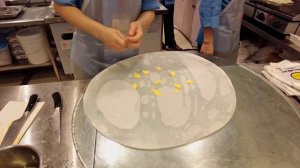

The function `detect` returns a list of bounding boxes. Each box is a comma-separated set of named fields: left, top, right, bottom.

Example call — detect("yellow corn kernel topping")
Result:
left=186, top=80, right=194, bottom=84
left=174, top=89, right=181, bottom=93
left=142, top=70, right=150, bottom=75
left=133, top=72, right=141, bottom=79
left=155, top=66, right=162, bottom=71
left=169, top=71, right=176, bottom=77
left=174, top=83, right=182, bottom=89
left=154, top=80, right=162, bottom=85
left=131, top=83, right=139, bottom=90
left=151, top=88, right=162, bottom=96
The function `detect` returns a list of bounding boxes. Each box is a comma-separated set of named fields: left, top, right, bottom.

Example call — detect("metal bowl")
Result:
left=0, top=145, right=41, bottom=168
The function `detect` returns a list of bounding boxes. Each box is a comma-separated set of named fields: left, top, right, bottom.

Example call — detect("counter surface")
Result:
left=0, top=5, right=167, bottom=27
left=0, top=80, right=88, bottom=167
left=0, top=64, right=300, bottom=167
left=0, top=7, right=51, bottom=27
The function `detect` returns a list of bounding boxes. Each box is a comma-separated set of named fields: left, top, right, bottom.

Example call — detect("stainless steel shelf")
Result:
left=0, top=6, right=61, bottom=80
left=0, top=7, right=51, bottom=27
left=0, top=62, right=51, bottom=72
left=242, top=20, right=300, bottom=57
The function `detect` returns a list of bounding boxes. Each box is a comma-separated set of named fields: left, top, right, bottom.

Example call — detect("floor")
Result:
left=0, top=29, right=253, bottom=88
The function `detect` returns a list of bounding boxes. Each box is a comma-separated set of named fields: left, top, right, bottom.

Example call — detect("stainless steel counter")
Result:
left=0, top=5, right=167, bottom=27
left=0, top=80, right=88, bottom=167
left=1, top=64, right=300, bottom=167
left=44, top=4, right=168, bottom=24
left=0, top=6, right=52, bottom=27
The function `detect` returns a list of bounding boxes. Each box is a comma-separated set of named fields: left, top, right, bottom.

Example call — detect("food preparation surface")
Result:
left=1, top=59, right=300, bottom=167
left=83, top=52, right=236, bottom=150
left=73, top=64, right=300, bottom=168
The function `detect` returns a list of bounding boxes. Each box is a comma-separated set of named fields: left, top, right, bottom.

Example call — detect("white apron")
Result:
left=71, top=0, right=142, bottom=76
left=214, top=0, right=245, bottom=63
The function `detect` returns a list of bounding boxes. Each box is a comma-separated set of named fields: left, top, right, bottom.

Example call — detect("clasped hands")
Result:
left=99, top=21, right=143, bottom=52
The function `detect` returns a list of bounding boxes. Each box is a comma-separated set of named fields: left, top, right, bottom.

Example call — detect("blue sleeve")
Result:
left=199, top=0, right=231, bottom=28
left=142, top=0, right=160, bottom=11
left=199, top=0, right=222, bottom=29
left=53, top=0, right=83, bottom=8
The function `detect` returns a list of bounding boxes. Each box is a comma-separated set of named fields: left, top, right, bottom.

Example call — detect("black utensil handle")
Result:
left=52, top=92, right=62, bottom=109
left=25, top=94, right=38, bottom=112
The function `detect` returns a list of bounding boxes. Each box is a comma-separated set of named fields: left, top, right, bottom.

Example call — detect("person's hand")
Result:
left=126, top=21, right=143, bottom=48
left=200, top=41, right=214, bottom=55
left=98, top=26, right=128, bottom=52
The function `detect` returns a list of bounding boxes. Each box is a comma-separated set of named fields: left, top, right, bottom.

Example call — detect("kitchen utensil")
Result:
left=0, top=101, right=27, bottom=144
left=51, top=92, right=62, bottom=143
left=1, top=94, right=39, bottom=146
left=0, top=145, right=41, bottom=168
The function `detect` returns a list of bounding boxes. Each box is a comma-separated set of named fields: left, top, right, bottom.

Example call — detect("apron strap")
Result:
left=81, top=0, right=90, bottom=12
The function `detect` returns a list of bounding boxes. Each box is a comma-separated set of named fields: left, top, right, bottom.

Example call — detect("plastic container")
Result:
left=0, top=44, right=12, bottom=66
left=16, top=27, right=49, bottom=64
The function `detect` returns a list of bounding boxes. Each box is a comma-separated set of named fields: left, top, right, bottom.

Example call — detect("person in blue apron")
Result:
left=53, top=0, right=160, bottom=79
left=197, top=0, right=245, bottom=63
left=160, top=0, right=182, bottom=51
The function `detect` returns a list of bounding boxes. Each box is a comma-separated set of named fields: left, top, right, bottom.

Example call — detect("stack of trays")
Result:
left=0, top=6, right=23, bottom=19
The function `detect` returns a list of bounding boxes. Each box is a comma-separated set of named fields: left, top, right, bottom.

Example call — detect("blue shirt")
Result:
left=197, top=0, right=231, bottom=44
left=53, top=0, right=160, bottom=11
left=200, top=0, right=231, bottom=28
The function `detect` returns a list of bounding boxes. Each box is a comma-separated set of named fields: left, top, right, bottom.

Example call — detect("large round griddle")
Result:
left=82, top=51, right=236, bottom=150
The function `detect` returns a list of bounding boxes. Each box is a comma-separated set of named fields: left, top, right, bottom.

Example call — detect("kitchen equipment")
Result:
left=5, top=0, right=51, bottom=6
left=0, top=101, right=28, bottom=144
left=1, top=94, right=38, bottom=146
left=82, top=51, right=236, bottom=150
left=244, top=0, right=300, bottom=36
left=49, top=23, right=75, bottom=74
left=6, top=32, right=29, bottom=65
left=0, top=6, right=23, bottom=19
left=0, top=43, right=12, bottom=66
left=16, top=27, right=50, bottom=64
left=71, top=62, right=300, bottom=168
left=51, top=92, right=62, bottom=143
left=0, top=145, right=41, bottom=168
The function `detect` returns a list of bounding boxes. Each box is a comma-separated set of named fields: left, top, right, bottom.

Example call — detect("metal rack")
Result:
left=0, top=61, right=51, bottom=71
left=0, top=7, right=61, bottom=80
left=242, top=19, right=300, bottom=57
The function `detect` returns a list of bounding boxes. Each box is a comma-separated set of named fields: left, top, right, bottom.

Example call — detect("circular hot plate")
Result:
left=82, top=51, right=236, bottom=150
